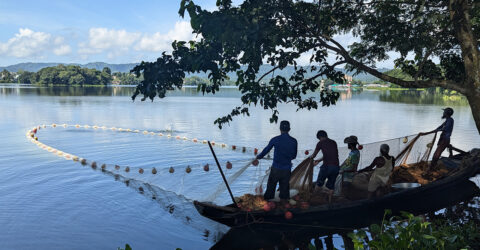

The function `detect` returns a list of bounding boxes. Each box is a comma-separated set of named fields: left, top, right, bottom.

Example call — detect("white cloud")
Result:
left=53, top=45, right=72, bottom=56
left=78, top=22, right=197, bottom=59
left=0, top=28, right=71, bottom=58
left=78, top=28, right=141, bottom=58
left=136, top=21, right=195, bottom=52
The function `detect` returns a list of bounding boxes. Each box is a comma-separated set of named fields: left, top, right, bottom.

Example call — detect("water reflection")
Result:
left=0, top=84, right=471, bottom=107
left=379, top=90, right=469, bottom=106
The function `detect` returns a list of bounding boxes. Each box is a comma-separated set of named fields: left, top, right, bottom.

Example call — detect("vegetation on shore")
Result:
left=1, top=65, right=112, bottom=85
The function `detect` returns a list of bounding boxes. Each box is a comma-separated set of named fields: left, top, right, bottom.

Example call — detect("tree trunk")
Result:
left=466, top=92, right=480, bottom=134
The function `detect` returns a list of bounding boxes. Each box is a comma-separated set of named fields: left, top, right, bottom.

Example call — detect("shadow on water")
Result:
left=212, top=226, right=354, bottom=250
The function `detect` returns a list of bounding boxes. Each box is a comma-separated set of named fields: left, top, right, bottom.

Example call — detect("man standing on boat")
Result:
left=310, top=130, right=340, bottom=195
left=252, top=120, right=298, bottom=203
left=420, top=107, right=454, bottom=169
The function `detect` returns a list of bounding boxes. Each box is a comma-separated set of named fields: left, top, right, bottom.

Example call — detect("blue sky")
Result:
left=0, top=0, right=397, bottom=68
left=0, top=0, right=220, bottom=66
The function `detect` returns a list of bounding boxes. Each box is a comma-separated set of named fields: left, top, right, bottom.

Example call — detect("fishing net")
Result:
left=262, top=133, right=439, bottom=196
left=27, top=124, right=440, bottom=213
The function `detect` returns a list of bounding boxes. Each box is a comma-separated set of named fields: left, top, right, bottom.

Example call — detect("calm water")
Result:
left=0, top=84, right=479, bottom=249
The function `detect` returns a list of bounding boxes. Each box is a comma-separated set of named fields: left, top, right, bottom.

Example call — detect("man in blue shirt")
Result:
left=252, top=120, right=298, bottom=201
left=421, top=107, right=454, bottom=168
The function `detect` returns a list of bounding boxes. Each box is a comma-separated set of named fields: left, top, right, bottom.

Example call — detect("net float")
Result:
left=143, top=131, right=149, bottom=135
left=358, top=145, right=363, bottom=150
left=52, top=124, right=57, bottom=127
left=139, top=168, right=144, bottom=174
left=133, top=130, right=139, bottom=133
left=150, top=132, right=155, bottom=135
left=305, top=150, right=309, bottom=155
left=158, top=133, right=163, bottom=136
left=254, top=148, right=258, bottom=155
left=192, top=138, right=198, bottom=142
left=242, top=147, right=246, bottom=153
left=226, top=161, right=232, bottom=169
left=152, top=168, right=157, bottom=174
left=34, top=137, right=38, bottom=141
left=186, top=166, right=192, bottom=173
left=285, top=211, right=293, bottom=220
left=183, top=136, right=188, bottom=140
left=263, top=204, right=271, bottom=212
left=169, top=167, right=175, bottom=173
left=32, top=128, right=37, bottom=134
left=115, top=165, right=120, bottom=170
left=125, top=166, right=130, bottom=172
left=221, top=143, right=226, bottom=147
left=203, top=164, right=209, bottom=172
left=211, top=141, right=215, bottom=146
left=403, top=137, right=408, bottom=143
left=91, top=162, right=97, bottom=169
left=175, top=135, right=181, bottom=139
left=62, top=124, right=67, bottom=127
left=84, top=125, right=89, bottom=128
left=80, top=159, right=87, bottom=165
left=232, top=145, right=236, bottom=150
left=101, top=164, right=106, bottom=169
left=202, top=140, right=207, bottom=144
left=75, top=124, right=80, bottom=128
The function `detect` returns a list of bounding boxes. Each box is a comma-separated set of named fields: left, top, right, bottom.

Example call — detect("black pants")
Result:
left=264, top=167, right=291, bottom=200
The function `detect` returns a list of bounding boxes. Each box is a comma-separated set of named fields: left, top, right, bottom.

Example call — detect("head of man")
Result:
left=344, top=135, right=358, bottom=150
left=442, top=107, right=454, bottom=119
left=316, top=130, right=328, bottom=141
left=380, top=144, right=390, bottom=156
left=280, top=120, right=290, bottom=133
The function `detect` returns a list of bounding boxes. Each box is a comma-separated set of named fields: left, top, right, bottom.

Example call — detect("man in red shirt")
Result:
left=310, top=130, right=340, bottom=194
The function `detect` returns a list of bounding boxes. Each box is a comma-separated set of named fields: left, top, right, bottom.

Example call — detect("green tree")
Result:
left=68, top=74, right=85, bottom=85
left=0, top=69, right=14, bottom=83
left=17, top=71, right=35, bottom=84
left=131, top=0, right=480, bottom=131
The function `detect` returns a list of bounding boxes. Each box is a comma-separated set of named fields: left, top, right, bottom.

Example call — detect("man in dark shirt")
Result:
left=253, top=120, right=298, bottom=201
left=310, top=130, right=340, bottom=193
left=421, top=107, right=454, bottom=168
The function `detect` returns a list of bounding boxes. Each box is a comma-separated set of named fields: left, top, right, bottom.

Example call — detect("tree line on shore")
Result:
left=0, top=65, right=113, bottom=85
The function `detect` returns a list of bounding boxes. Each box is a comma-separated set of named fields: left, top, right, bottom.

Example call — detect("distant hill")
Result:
left=0, top=62, right=389, bottom=82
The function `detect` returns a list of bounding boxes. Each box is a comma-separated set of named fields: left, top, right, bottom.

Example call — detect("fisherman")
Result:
left=420, top=107, right=454, bottom=169
left=252, top=120, right=298, bottom=203
left=359, top=144, right=394, bottom=198
left=310, top=130, right=340, bottom=195
left=339, top=136, right=360, bottom=189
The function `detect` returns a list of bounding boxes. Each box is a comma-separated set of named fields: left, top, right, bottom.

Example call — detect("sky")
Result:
left=0, top=0, right=398, bottom=68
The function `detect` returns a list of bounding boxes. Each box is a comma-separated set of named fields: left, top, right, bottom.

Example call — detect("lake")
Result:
left=1, top=84, right=479, bottom=249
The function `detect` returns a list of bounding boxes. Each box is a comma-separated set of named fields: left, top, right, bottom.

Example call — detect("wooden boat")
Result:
left=194, top=150, right=480, bottom=229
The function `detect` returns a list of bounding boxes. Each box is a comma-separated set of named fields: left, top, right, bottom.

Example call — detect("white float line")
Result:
left=25, top=125, right=250, bottom=175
